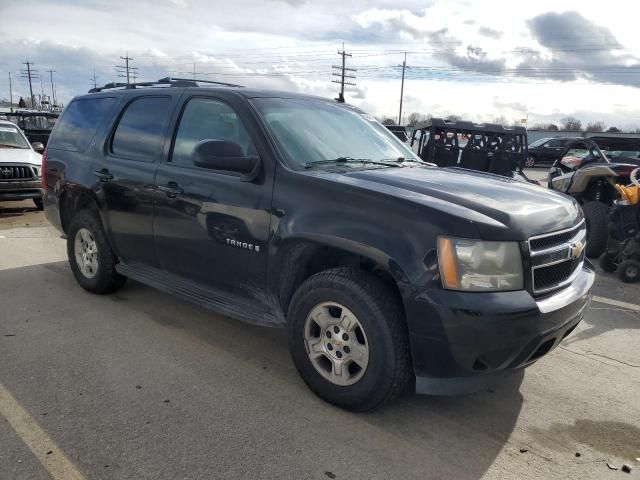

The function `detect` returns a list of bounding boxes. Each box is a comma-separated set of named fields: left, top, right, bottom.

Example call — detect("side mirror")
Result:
left=32, top=142, right=45, bottom=153
left=191, top=139, right=260, bottom=180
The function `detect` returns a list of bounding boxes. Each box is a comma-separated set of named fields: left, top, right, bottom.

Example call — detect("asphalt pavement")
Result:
left=0, top=198, right=639, bottom=480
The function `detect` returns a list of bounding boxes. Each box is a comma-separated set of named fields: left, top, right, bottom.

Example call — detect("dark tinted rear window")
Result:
left=49, top=97, right=116, bottom=152
left=111, top=96, right=171, bottom=161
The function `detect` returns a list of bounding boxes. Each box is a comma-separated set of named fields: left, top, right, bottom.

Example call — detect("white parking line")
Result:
left=592, top=295, right=640, bottom=312
left=0, top=383, right=86, bottom=480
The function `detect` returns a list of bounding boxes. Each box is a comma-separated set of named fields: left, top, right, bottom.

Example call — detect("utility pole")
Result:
left=20, top=60, right=39, bottom=109
left=8, top=72, right=13, bottom=112
left=193, top=62, right=197, bottom=80
left=116, top=52, right=135, bottom=84
left=91, top=69, right=97, bottom=90
left=398, top=52, right=407, bottom=125
left=332, top=44, right=356, bottom=103
left=46, top=70, right=56, bottom=107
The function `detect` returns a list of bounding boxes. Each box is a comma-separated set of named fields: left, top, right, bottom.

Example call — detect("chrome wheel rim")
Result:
left=304, top=302, right=369, bottom=386
left=525, top=156, right=535, bottom=167
left=74, top=228, right=99, bottom=279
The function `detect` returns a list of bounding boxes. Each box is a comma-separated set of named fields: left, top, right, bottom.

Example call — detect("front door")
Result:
left=153, top=95, right=273, bottom=300
left=94, top=94, right=178, bottom=267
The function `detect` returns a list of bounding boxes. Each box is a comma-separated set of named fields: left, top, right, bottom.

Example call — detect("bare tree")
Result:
left=493, top=115, right=508, bottom=126
left=586, top=121, right=606, bottom=132
left=380, top=117, right=396, bottom=125
left=445, top=114, right=461, bottom=122
left=407, top=112, right=430, bottom=126
left=607, top=126, right=622, bottom=133
left=560, top=116, right=582, bottom=132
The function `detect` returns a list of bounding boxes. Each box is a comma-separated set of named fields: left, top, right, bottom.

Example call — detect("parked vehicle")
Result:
left=43, top=78, right=593, bottom=410
left=385, top=124, right=409, bottom=142
left=2, top=111, right=59, bottom=146
left=409, top=118, right=536, bottom=183
left=548, top=138, right=640, bottom=258
left=0, top=119, right=45, bottom=209
left=525, top=137, right=581, bottom=168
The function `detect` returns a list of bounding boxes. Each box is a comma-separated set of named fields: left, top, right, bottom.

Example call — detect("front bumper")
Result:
left=0, top=179, right=43, bottom=201
left=404, top=261, right=594, bottom=395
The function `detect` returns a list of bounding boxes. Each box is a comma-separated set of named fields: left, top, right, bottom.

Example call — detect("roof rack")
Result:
left=88, top=77, right=244, bottom=93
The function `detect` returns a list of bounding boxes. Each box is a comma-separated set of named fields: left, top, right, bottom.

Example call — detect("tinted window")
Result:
left=546, top=139, right=570, bottom=148
left=49, top=97, right=116, bottom=152
left=171, top=98, right=254, bottom=166
left=112, top=96, right=171, bottom=160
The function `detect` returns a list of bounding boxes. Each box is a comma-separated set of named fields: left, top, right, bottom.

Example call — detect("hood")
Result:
left=0, top=148, right=41, bottom=166
left=336, top=165, right=581, bottom=240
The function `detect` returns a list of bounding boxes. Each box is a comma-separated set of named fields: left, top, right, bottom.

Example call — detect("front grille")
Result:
left=0, top=165, right=36, bottom=180
left=529, top=220, right=586, bottom=295
left=529, top=222, right=583, bottom=251
left=533, top=257, right=583, bottom=291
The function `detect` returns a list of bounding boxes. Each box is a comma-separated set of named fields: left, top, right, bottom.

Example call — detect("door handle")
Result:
left=94, top=169, right=113, bottom=182
left=158, top=182, right=183, bottom=198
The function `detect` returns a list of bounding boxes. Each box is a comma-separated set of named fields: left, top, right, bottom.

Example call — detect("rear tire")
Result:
left=583, top=201, right=609, bottom=258
left=33, top=198, right=43, bottom=210
left=67, top=210, right=126, bottom=294
left=598, top=253, right=618, bottom=273
left=524, top=156, right=536, bottom=168
left=618, top=259, right=640, bottom=283
left=287, top=267, right=412, bottom=411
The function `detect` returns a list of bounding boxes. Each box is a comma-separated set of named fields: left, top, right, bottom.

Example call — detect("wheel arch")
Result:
left=59, top=186, right=103, bottom=234
left=271, top=236, right=409, bottom=320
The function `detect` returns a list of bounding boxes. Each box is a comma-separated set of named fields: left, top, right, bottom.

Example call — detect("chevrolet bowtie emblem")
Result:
left=570, top=241, right=584, bottom=259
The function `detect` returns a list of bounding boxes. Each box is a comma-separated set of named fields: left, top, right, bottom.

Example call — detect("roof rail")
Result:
left=88, top=77, right=244, bottom=93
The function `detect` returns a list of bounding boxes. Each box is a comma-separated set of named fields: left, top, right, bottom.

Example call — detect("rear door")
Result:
left=93, top=94, right=179, bottom=267
left=153, top=94, right=274, bottom=299
left=542, top=139, right=568, bottom=164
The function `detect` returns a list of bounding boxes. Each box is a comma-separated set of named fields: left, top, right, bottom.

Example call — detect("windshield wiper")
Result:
left=0, top=144, right=23, bottom=149
left=304, top=157, right=402, bottom=169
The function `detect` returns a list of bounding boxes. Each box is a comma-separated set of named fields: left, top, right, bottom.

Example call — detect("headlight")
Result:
left=36, top=166, right=42, bottom=177
left=437, top=237, right=523, bottom=291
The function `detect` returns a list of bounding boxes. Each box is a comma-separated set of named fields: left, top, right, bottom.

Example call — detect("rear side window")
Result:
left=111, top=96, right=171, bottom=161
left=49, top=97, right=116, bottom=152
left=546, top=139, right=569, bottom=148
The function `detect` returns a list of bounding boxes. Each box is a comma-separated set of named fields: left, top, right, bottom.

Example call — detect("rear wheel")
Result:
left=618, top=259, right=640, bottom=283
left=33, top=198, right=43, bottom=210
left=583, top=201, right=609, bottom=258
left=524, top=156, right=536, bottom=168
left=67, top=210, right=126, bottom=294
left=287, top=268, right=411, bottom=411
left=598, top=252, right=618, bottom=273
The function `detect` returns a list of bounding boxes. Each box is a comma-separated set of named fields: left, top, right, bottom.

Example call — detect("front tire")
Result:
left=583, top=201, right=609, bottom=258
left=67, top=210, right=126, bottom=294
left=618, top=259, right=640, bottom=283
left=287, top=268, right=411, bottom=411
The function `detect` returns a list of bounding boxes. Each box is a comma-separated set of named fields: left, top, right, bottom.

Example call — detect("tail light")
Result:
left=41, top=148, right=48, bottom=192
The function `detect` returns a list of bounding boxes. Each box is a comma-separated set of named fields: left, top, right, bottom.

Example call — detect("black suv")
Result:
left=525, top=137, right=582, bottom=168
left=43, top=78, right=594, bottom=411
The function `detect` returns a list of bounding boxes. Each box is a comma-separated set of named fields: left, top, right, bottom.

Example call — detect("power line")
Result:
left=332, top=43, right=356, bottom=103
left=116, top=53, right=135, bottom=84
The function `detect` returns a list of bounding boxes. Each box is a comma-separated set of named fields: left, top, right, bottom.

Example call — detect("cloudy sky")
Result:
left=1, top=0, right=639, bottom=128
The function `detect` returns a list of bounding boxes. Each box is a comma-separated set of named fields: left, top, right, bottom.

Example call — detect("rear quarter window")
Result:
left=48, top=97, right=116, bottom=152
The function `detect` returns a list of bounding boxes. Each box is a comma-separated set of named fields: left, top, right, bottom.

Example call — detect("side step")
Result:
left=115, top=263, right=284, bottom=327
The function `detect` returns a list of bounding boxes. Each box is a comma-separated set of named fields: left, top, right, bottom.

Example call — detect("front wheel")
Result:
left=67, top=210, right=126, bottom=294
left=618, top=260, right=640, bottom=283
left=582, top=201, right=609, bottom=258
left=287, top=268, right=411, bottom=411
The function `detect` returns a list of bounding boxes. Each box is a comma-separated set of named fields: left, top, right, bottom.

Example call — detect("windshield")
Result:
left=0, top=125, right=30, bottom=149
left=251, top=97, right=421, bottom=169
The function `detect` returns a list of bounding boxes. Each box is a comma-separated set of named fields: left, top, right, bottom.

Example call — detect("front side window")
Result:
left=251, top=97, right=419, bottom=170
left=111, top=96, right=172, bottom=161
left=0, top=124, right=30, bottom=149
left=171, top=97, right=254, bottom=166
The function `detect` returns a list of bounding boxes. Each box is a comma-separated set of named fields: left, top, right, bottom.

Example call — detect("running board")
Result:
left=115, top=262, right=284, bottom=327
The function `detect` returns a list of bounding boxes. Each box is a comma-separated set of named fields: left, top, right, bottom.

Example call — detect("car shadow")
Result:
left=114, top=278, right=524, bottom=479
